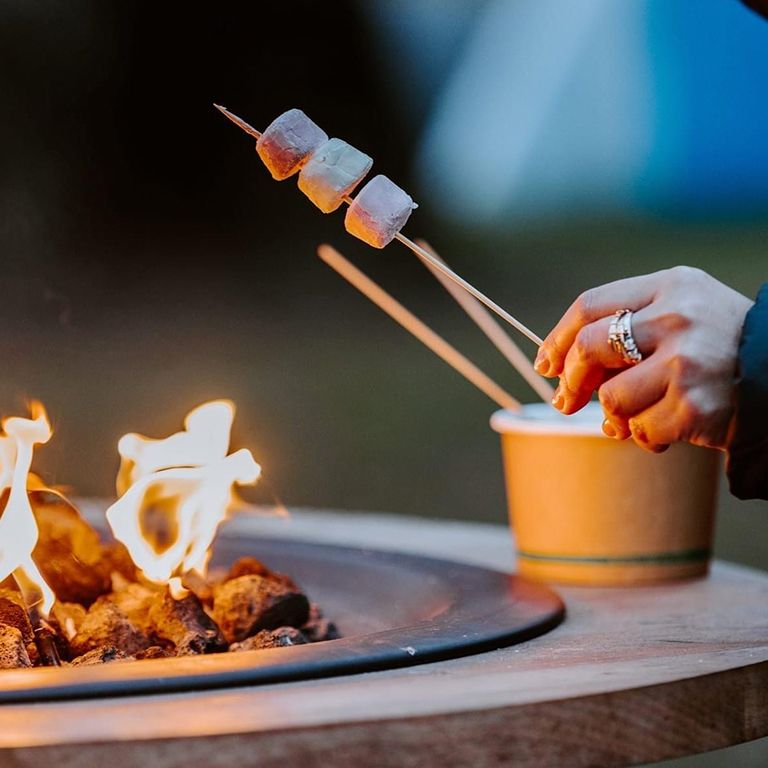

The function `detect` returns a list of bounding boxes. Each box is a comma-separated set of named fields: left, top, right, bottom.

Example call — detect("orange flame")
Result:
left=0, top=402, right=55, bottom=615
left=106, top=400, right=261, bottom=588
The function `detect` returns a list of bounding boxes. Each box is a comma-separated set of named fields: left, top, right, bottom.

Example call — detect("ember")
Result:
left=0, top=401, right=338, bottom=670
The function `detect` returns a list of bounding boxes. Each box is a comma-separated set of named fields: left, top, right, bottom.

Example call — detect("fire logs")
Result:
left=2, top=552, right=335, bottom=669
left=230, top=626, right=308, bottom=651
left=69, top=600, right=152, bottom=658
left=150, top=590, right=227, bottom=655
left=213, top=574, right=310, bottom=643
left=0, top=591, right=34, bottom=645
left=0, top=590, right=36, bottom=667
left=0, top=400, right=337, bottom=671
left=0, top=492, right=336, bottom=668
left=0, top=625, right=31, bottom=669
left=42, top=555, right=334, bottom=666
left=31, top=493, right=125, bottom=606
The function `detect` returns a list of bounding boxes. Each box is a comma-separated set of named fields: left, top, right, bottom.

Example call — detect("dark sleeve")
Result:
left=726, top=283, right=768, bottom=500
left=741, top=1, right=768, bottom=22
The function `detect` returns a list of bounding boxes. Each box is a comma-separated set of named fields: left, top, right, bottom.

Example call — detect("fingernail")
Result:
left=551, top=386, right=563, bottom=411
left=534, top=349, right=550, bottom=376
left=629, top=420, right=647, bottom=443
left=602, top=419, right=617, bottom=438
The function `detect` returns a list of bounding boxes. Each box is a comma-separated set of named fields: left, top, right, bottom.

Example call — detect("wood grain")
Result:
left=1, top=507, right=767, bottom=767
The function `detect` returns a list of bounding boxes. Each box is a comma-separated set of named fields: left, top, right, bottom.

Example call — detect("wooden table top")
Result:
left=1, top=508, right=767, bottom=768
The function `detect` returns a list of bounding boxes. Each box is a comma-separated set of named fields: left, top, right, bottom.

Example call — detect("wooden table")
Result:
left=1, top=509, right=767, bottom=767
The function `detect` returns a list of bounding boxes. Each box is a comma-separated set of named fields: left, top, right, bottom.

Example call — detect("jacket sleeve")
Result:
left=741, top=1, right=768, bottom=22
left=726, top=283, right=768, bottom=500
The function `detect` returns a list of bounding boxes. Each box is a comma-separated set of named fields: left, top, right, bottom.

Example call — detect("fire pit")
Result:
left=1, top=521, right=563, bottom=703
left=0, top=400, right=563, bottom=703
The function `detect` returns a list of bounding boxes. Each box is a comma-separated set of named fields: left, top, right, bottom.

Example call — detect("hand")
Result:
left=534, top=266, right=753, bottom=452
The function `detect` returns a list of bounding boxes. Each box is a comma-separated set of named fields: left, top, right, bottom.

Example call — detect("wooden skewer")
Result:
left=318, top=244, right=520, bottom=411
left=416, top=240, right=554, bottom=403
left=214, top=104, right=543, bottom=347
left=393, top=234, right=543, bottom=346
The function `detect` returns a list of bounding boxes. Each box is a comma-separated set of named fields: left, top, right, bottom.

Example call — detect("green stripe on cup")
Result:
left=516, top=548, right=711, bottom=566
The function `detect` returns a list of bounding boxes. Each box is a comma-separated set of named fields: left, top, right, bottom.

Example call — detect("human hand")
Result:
left=533, top=266, right=753, bottom=452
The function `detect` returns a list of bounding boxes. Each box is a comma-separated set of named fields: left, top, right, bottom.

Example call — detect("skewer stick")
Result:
left=214, top=104, right=262, bottom=139
left=393, top=234, right=543, bottom=346
left=318, top=244, right=520, bottom=411
left=416, top=240, right=554, bottom=402
left=214, top=104, right=544, bottom=347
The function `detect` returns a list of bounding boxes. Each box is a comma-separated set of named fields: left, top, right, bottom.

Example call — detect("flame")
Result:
left=106, top=400, right=261, bottom=587
left=0, top=402, right=55, bottom=616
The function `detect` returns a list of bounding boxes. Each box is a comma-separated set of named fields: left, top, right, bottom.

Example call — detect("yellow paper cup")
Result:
left=490, top=403, right=720, bottom=585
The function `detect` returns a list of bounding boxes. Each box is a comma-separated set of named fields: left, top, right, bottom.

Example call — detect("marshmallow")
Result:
left=298, top=139, right=373, bottom=213
left=256, top=109, right=328, bottom=180
left=344, top=175, right=417, bottom=248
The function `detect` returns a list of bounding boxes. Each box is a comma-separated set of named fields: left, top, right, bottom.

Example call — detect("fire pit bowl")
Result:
left=0, top=523, right=564, bottom=703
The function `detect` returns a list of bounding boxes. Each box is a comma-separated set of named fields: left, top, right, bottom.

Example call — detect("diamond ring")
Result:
left=608, top=309, right=643, bottom=365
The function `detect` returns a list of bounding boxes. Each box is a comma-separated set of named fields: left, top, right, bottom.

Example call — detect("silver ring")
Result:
left=608, top=309, right=643, bottom=365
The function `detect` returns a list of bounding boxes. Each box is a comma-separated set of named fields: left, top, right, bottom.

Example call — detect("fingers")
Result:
left=556, top=317, right=624, bottom=414
left=535, top=272, right=663, bottom=377
left=626, top=398, right=681, bottom=453
left=598, top=359, right=670, bottom=439
left=554, top=306, right=662, bottom=415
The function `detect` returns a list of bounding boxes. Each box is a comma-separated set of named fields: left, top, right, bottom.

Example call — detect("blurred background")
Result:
left=0, top=2, right=767, bottom=762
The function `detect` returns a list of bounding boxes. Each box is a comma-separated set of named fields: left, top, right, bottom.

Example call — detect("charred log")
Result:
left=70, top=646, right=132, bottom=666
left=51, top=602, right=88, bottom=641
left=228, top=556, right=299, bottom=591
left=149, top=589, right=227, bottom=656
left=32, top=496, right=113, bottom=605
left=230, top=626, right=308, bottom=651
left=70, top=600, right=152, bottom=658
left=134, top=645, right=173, bottom=660
left=212, top=574, right=310, bottom=643
left=0, top=590, right=34, bottom=645
left=107, top=582, right=157, bottom=635
left=0, top=625, right=32, bottom=669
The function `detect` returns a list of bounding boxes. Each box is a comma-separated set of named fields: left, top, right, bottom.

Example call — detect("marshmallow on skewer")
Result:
left=215, top=104, right=543, bottom=346
left=256, top=109, right=328, bottom=180
left=345, top=175, right=417, bottom=248
left=298, top=139, right=373, bottom=213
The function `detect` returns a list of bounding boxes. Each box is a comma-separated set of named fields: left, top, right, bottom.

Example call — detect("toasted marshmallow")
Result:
left=298, top=139, right=373, bottom=213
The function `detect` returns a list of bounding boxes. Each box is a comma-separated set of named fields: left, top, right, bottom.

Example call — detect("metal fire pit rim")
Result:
left=0, top=536, right=565, bottom=704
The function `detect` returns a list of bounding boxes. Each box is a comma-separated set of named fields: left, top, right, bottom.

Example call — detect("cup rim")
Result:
left=490, top=402, right=606, bottom=437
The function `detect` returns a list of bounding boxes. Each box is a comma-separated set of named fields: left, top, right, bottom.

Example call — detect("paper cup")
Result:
left=490, top=403, right=720, bottom=585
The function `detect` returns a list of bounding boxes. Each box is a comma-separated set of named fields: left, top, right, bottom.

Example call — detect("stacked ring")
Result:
left=608, top=309, right=643, bottom=365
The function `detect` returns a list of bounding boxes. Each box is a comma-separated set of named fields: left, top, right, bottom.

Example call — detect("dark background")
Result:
left=1, top=1, right=766, bottom=555
left=1, top=3, right=767, bottom=765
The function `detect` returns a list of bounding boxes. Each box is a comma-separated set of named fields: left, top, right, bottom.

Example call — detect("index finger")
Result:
left=535, top=272, right=662, bottom=377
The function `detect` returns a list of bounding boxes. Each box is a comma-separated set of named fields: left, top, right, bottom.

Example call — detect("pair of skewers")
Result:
left=215, top=105, right=551, bottom=409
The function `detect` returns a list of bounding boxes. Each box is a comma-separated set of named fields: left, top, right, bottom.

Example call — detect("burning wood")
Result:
left=0, top=400, right=338, bottom=669
left=0, top=625, right=31, bottom=669
left=0, top=591, right=34, bottom=646
left=69, top=599, right=153, bottom=658
left=150, top=589, right=227, bottom=655
left=31, top=489, right=120, bottom=605
left=70, top=647, right=132, bottom=667
left=213, top=574, right=310, bottom=644
left=22, top=551, right=331, bottom=665
left=231, top=626, right=309, bottom=651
